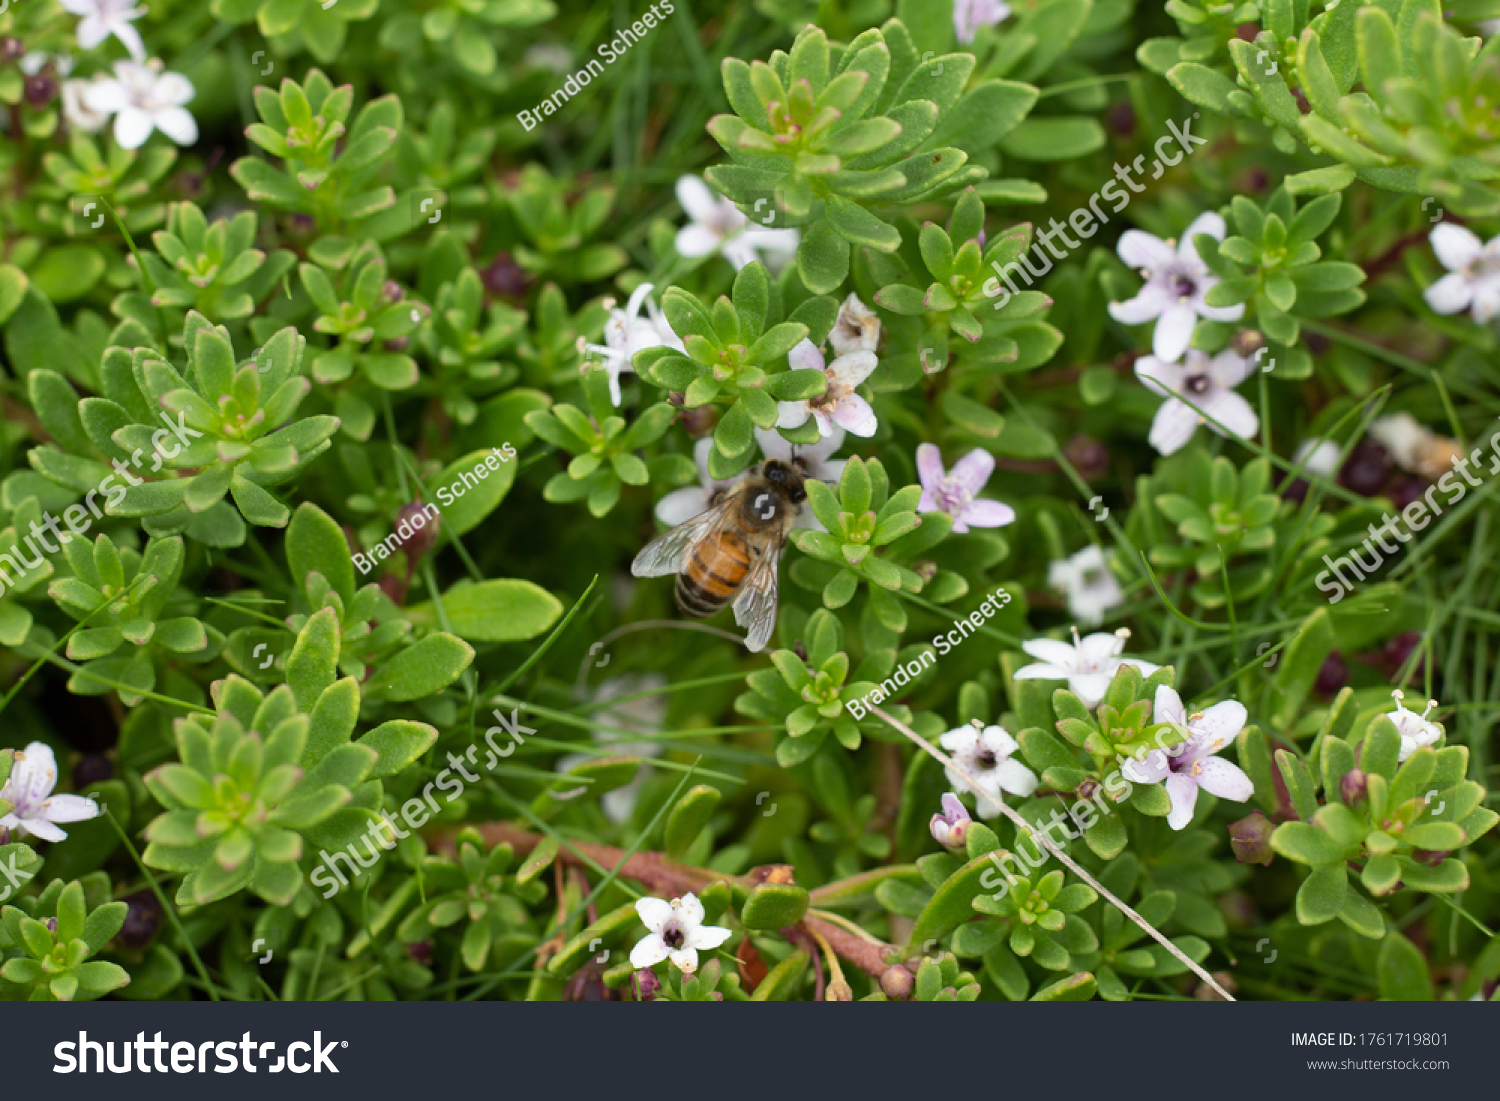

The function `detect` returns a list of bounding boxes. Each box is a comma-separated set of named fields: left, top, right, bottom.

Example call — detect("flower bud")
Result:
left=120, top=890, right=165, bottom=948
left=24, top=74, right=57, bottom=108
left=1063, top=433, right=1110, bottom=481
left=72, top=752, right=114, bottom=789
left=480, top=251, right=531, bottom=299
left=1411, top=848, right=1449, bottom=868
left=382, top=280, right=405, bottom=304
left=1340, top=769, right=1368, bottom=808
left=1230, top=329, right=1264, bottom=358
left=879, top=965, right=914, bottom=1000
left=1314, top=652, right=1348, bottom=696
left=930, top=793, right=971, bottom=852
left=394, top=501, right=441, bottom=560
left=0, top=37, right=25, bottom=63
left=406, top=940, right=433, bottom=966
left=383, top=336, right=410, bottom=353
left=632, top=968, right=662, bottom=1001
left=911, top=559, right=938, bottom=584
left=1227, top=811, right=1274, bottom=865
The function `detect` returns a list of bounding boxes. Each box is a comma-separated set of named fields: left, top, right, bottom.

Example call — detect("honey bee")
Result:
left=631, top=459, right=806, bottom=652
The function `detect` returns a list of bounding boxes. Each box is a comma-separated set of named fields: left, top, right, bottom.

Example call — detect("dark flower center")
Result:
left=662, top=924, right=685, bottom=949
left=1185, top=374, right=1211, bottom=396
left=975, top=749, right=997, bottom=770
left=1172, top=274, right=1197, bottom=298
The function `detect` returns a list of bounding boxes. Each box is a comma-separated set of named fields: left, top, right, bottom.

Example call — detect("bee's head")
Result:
left=762, top=459, right=806, bottom=503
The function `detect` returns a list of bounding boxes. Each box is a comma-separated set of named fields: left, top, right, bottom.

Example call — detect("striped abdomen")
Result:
left=676, top=531, right=751, bottom=617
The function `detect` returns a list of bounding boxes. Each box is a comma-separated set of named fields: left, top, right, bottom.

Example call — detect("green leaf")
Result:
left=1296, top=865, right=1347, bottom=925
left=1377, top=932, right=1434, bottom=1001
left=370, top=633, right=473, bottom=700
left=428, top=449, right=517, bottom=535
left=411, top=579, right=562, bottom=642
left=359, top=720, right=439, bottom=780
left=664, top=784, right=722, bottom=860
left=739, top=882, right=810, bottom=930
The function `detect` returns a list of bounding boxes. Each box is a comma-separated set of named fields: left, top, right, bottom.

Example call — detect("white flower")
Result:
left=954, top=0, right=1011, bottom=44
left=61, top=0, right=147, bottom=62
left=1108, top=212, right=1245, bottom=362
left=1047, top=545, right=1124, bottom=627
left=0, top=742, right=102, bottom=842
left=829, top=293, right=881, bottom=355
left=673, top=175, right=799, bottom=271
left=754, top=424, right=847, bottom=531
left=938, top=722, right=1038, bottom=818
left=1122, top=685, right=1253, bottom=830
left=581, top=283, right=684, bottom=407
left=1387, top=690, right=1443, bottom=762
left=1013, top=627, right=1160, bottom=710
left=915, top=444, right=1015, bottom=534
left=555, top=675, right=666, bottom=823
left=82, top=59, right=196, bottom=150
left=1369, top=412, right=1434, bottom=474
left=1135, top=348, right=1258, bottom=457
left=1292, top=437, right=1341, bottom=480
left=776, top=339, right=878, bottom=438
left=630, top=892, right=732, bottom=972
left=1423, top=223, right=1500, bottom=323
left=62, top=76, right=110, bottom=132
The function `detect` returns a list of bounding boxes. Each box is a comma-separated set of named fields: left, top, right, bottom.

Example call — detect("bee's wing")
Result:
left=630, top=495, right=739, bottom=578
left=732, top=535, right=785, bottom=653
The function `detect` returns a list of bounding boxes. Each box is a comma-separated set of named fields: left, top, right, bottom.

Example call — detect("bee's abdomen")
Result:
left=676, top=533, right=750, bottom=617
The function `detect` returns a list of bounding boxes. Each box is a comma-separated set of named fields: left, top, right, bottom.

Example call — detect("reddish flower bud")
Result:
left=394, top=502, right=441, bottom=560
left=1340, top=769, right=1368, bottom=808
left=880, top=965, right=914, bottom=1000
left=1227, top=811, right=1274, bottom=865
left=632, top=968, right=662, bottom=1001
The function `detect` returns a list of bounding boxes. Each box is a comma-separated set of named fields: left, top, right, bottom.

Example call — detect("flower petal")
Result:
left=635, top=897, right=673, bottom=933
left=689, top=924, right=733, bottom=952
left=1021, top=638, right=1079, bottom=667
left=154, top=105, right=198, bottom=146
left=1134, top=356, right=1186, bottom=399
left=939, top=726, right=981, bottom=755
left=1151, top=301, right=1197, bottom=363
left=675, top=174, right=723, bottom=223
left=1186, top=699, right=1247, bottom=759
left=1207, top=348, right=1253, bottom=389
left=630, top=934, right=671, bottom=969
left=1165, top=773, right=1200, bottom=830
left=1069, top=673, right=1112, bottom=708
left=831, top=394, right=878, bottom=437
left=1148, top=397, right=1201, bottom=456
left=40, top=795, right=101, bottom=824
left=1193, top=757, right=1254, bottom=802
left=677, top=893, right=705, bottom=925
left=916, top=442, right=946, bottom=492
left=16, top=817, right=67, bottom=842
left=961, top=498, right=1016, bottom=528
left=826, top=350, right=877, bottom=388
left=675, top=224, right=722, bottom=258
left=949, top=448, right=996, bottom=495
left=1117, top=229, right=1177, bottom=271
left=1203, top=390, right=1259, bottom=443
left=1107, top=282, right=1172, bottom=325
left=113, top=106, right=154, bottom=149
left=788, top=338, right=824, bottom=372
left=995, top=757, right=1039, bottom=797
left=1430, top=223, right=1484, bottom=272
left=1178, top=212, right=1227, bottom=264
left=776, top=401, right=811, bottom=429
left=669, top=947, right=700, bottom=972
left=1424, top=271, right=1475, bottom=315
left=655, top=486, right=709, bottom=527
left=1153, top=684, right=1187, bottom=728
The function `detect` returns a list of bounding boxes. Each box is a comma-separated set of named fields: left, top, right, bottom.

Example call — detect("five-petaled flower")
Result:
left=0, top=742, right=103, bottom=842
left=673, top=175, right=799, bottom=271
left=1048, top=545, right=1124, bottom=627
left=81, top=58, right=196, bottom=150
left=953, top=0, right=1011, bottom=44
left=1135, top=348, right=1258, bottom=457
left=1108, top=212, right=1244, bottom=363
left=581, top=282, right=684, bottom=407
left=629, top=892, right=732, bottom=973
left=1013, top=626, right=1160, bottom=710
left=1387, top=689, right=1444, bottom=762
left=775, top=339, right=878, bottom=438
left=938, top=722, right=1038, bottom=818
left=1423, top=224, right=1500, bottom=324
left=916, top=444, right=1015, bottom=534
left=62, top=0, right=147, bottom=62
left=1122, top=685, right=1253, bottom=830
left=830, top=293, right=881, bottom=355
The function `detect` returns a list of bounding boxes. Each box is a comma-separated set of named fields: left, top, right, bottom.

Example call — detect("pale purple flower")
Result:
left=776, top=339, right=878, bottom=438
left=61, top=0, right=147, bottom=62
left=1048, top=545, right=1124, bottom=626
left=1386, top=690, right=1443, bottom=762
left=0, top=742, right=102, bottom=842
left=673, top=175, right=799, bottom=271
left=1424, top=224, right=1500, bottom=323
left=81, top=59, right=196, bottom=150
left=1108, top=212, right=1244, bottom=362
left=939, top=723, right=1038, bottom=818
left=753, top=424, right=847, bottom=531
left=630, top=892, right=732, bottom=972
left=1013, top=627, right=1160, bottom=709
left=930, top=792, right=972, bottom=850
left=581, top=282, right=684, bottom=407
left=954, top=0, right=1011, bottom=44
left=1122, top=685, right=1252, bottom=830
left=916, top=443, right=1015, bottom=534
left=829, top=293, right=880, bottom=355
left=1135, top=348, right=1258, bottom=456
